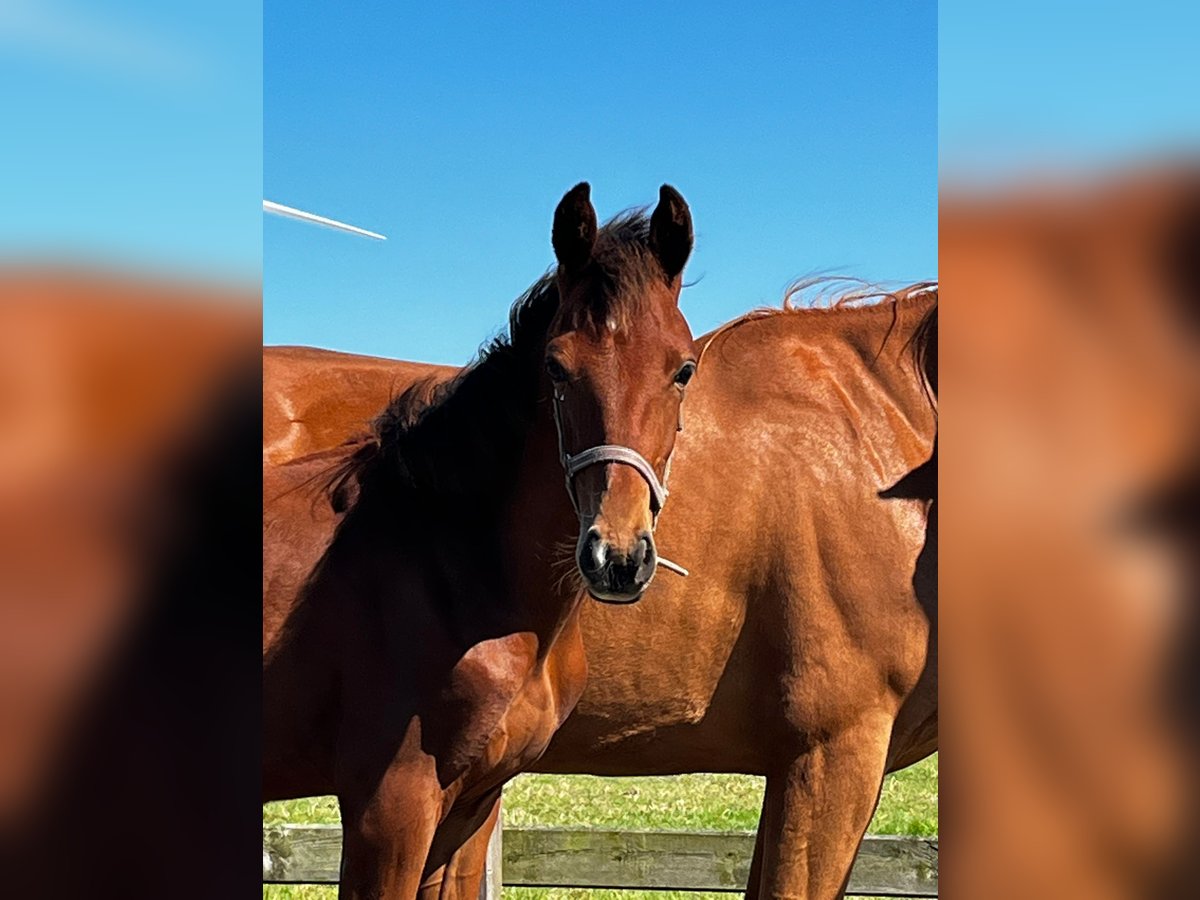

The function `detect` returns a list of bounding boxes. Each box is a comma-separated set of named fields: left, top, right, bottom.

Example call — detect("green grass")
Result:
left=500, top=773, right=768, bottom=832
left=263, top=755, right=937, bottom=899
left=263, top=794, right=341, bottom=827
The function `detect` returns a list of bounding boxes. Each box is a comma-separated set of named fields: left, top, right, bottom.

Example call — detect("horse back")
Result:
left=264, top=345, right=454, bottom=465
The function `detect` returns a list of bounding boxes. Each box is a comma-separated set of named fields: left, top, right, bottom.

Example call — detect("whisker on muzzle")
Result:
left=550, top=537, right=587, bottom=596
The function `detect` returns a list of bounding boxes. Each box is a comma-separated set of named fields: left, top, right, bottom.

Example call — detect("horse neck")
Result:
left=867, top=298, right=936, bottom=425
left=495, top=397, right=588, bottom=647
left=341, top=391, right=582, bottom=652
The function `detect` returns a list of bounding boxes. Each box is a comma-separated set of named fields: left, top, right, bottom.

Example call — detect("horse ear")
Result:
left=649, top=184, right=693, bottom=283
left=552, top=182, right=598, bottom=274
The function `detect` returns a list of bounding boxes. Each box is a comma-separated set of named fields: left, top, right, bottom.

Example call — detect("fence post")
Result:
left=478, top=800, right=502, bottom=900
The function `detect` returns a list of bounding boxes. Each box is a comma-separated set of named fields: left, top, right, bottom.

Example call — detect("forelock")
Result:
left=558, top=209, right=666, bottom=332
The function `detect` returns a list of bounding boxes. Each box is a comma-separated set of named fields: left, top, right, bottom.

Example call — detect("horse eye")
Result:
left=545, top=357, right=568, bottom=383
left=674, top=361, right=697, bottom=387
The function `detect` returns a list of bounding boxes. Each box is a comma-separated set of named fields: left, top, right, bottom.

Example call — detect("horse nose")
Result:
left=577, top=529, right=657, bottom=603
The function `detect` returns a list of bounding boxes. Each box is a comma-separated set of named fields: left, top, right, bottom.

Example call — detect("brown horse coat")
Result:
left=263, top=186, right=701, bottom=899
left=263, top=285, right=937, bottom=898
left=264, top=347, right=456, bottom=466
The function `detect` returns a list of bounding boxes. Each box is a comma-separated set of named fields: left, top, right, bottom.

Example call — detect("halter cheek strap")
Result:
left=551, top=390, right=688, bottom=577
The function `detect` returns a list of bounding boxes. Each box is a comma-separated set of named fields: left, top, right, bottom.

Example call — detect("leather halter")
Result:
left=551, top=389, right=688, bottom=577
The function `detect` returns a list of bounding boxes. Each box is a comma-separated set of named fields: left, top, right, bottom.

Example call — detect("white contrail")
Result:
left=263, top=200, right=386, bottom=241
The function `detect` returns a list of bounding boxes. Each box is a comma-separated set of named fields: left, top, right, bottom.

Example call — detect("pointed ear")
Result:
left=649, top=184, right=693, bottom=283
left=552, top=182, right=598, bottom=274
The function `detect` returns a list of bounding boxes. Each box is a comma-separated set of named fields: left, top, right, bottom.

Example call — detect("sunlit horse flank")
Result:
left=263, top=183, right=699, bottom=899
left=264, top=281, right=938, bottom=898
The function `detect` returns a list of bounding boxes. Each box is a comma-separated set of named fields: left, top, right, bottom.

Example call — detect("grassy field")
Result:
left=263, top=754, right=936, bottom=899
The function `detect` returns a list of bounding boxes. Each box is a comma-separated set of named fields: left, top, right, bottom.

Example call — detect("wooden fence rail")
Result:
left=263, top=824, right=938, bottom=896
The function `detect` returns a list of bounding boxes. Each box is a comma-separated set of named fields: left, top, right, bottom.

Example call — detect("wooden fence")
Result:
left=263, top=823, right=938, bottom=896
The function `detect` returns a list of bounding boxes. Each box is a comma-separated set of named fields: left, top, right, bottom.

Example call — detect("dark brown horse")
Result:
left=265, top=283, right=938, bottom=898
left=263, top=183, right=699, bottom=898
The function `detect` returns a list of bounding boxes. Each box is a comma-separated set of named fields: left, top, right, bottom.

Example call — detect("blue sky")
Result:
left=6, top=2, right=1194, bottom=340
left=0, top=1, right=261, bottom=280
left=940, top=1, right=1200, bottom=179
left=265, top=2, right=937, bottom=363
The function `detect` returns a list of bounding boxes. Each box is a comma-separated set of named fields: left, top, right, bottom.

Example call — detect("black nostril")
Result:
left=634, top=532, right=657, bottom=584
left=630, top=536, right=647, bottom=567
left=577, top=528, right=606, bottom=579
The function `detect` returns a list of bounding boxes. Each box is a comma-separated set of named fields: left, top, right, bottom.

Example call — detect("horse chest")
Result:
left=424, top=640, right=547, bottom=781
left=457, top=634, right=587, bottom=790
left=470, top=681, right=553, bottom=784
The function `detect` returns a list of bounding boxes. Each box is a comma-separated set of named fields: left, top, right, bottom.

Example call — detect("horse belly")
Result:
left=262, top=672, right=338, bottom=801
left=534, top=554, right=762, bottom=775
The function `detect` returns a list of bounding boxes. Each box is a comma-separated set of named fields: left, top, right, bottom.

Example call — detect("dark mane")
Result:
left=880, top=295, right=938, bottom=502
left=908, top=299, right=937, bottom=398
left=325, top=209, right=661, bottom=513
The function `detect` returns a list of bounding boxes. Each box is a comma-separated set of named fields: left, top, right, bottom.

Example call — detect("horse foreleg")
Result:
left=743, top=797, right=770, bottom=900
left=418, top=790, right=501, bottom=900
left=753, top=717, right=892, bottom=900
left=338, top=774, right=442, bottom=900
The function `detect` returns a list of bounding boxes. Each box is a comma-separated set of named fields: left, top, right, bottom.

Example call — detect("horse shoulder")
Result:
left=428, top=631, right=549, bottom=783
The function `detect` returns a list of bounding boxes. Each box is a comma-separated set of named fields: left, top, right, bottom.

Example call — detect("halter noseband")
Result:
left=551, top=389, right=688, bottom=577
left=562, top=444, right=668, bottom=515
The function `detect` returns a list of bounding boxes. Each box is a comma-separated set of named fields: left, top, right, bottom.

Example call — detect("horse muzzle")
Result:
left=576, top=526, right=658, bottom=604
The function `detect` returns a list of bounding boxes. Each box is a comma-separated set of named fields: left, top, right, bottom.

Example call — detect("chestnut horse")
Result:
left=263, top=183, right=700, bottom=898
left=265, top=284, right=938, bottom=898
